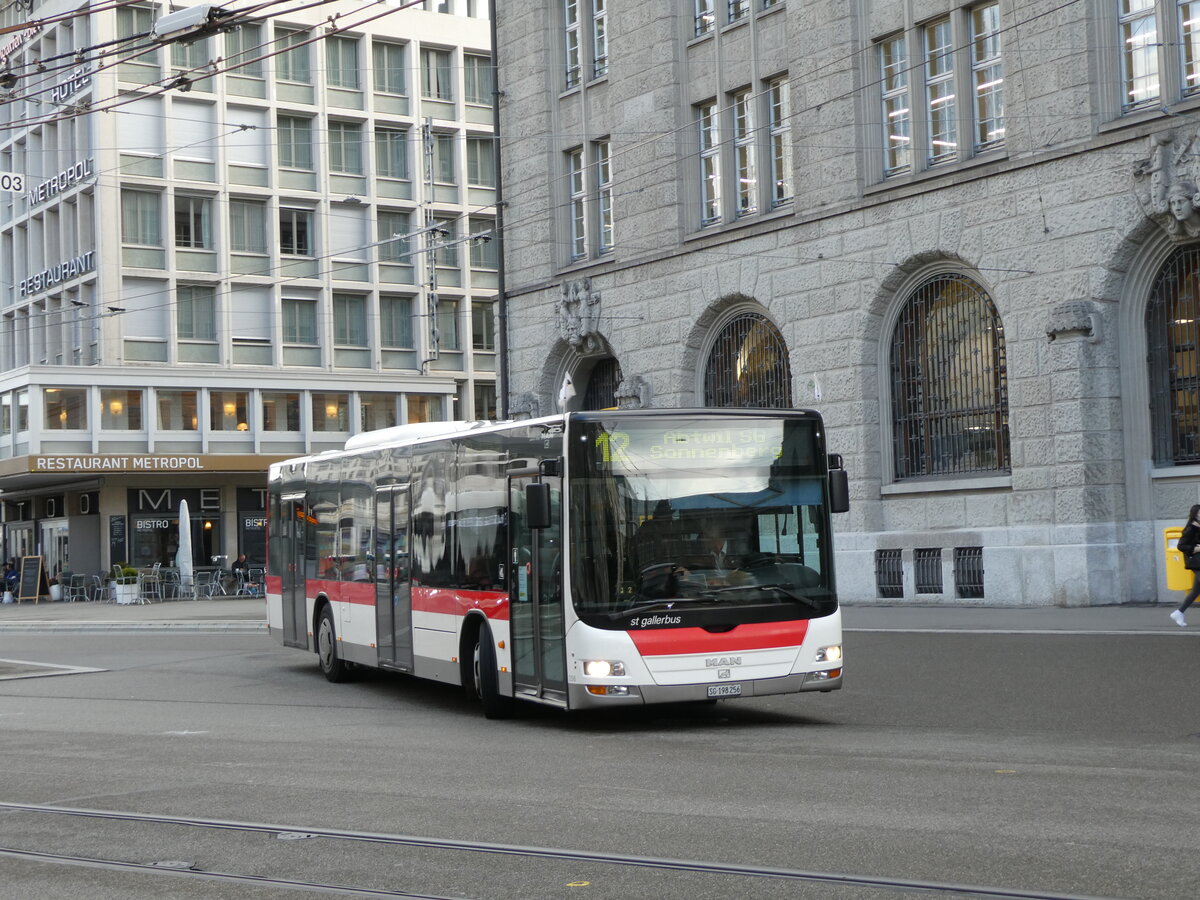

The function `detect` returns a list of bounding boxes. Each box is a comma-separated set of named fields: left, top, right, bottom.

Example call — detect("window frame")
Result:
left=328, top=120, right=365, bottom=175
left=174, top=195, right=213, bottom=250
left=282, top=297, right=318, bottom=345
left=767, top=77, right=793, bottom=205
left=277, top=115, right=314, bottom=170
left=697, top=100, right=722, bottom=226
left=279, top=208, right=314, bottom=257
left=325, top=34, right=361, bottom=90
left=275, top=27, right=312, bottom=84
left=176, top=284, right=217, bottom=342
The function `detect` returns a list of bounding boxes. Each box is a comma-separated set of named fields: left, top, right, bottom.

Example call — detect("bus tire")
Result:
left=473, top=628, right=515, bottom=719
left=317, top=605, right=350, bottom=683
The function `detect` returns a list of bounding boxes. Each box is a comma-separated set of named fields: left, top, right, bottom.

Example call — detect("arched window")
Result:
left=703, top=312, right=792, bottom=408
left=890, top=273, right=1009, bottom=479
left=1147, top=246, right=1200, bottom=464
left=581, top=357, right=622, bottom=410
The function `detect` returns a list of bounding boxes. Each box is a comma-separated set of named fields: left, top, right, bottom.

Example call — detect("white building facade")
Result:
left=0, top=0, right=497, bottom=577
left=496, top=0, right=1200, bottom=606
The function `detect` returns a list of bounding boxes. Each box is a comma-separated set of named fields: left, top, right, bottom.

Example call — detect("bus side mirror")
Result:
left=827, top=454, right=850, bottom=514
left=526, top=482, right=552, bottom=529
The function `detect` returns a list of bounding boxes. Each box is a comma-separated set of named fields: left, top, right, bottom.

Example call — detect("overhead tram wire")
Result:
left=0, top=0, right=353, bottom=119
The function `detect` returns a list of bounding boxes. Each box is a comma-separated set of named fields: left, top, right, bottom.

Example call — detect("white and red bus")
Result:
left=266, top=409, right=849, bottom=717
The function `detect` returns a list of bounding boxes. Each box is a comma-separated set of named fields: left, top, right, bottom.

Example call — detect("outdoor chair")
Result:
left=63, top=574, right=89, bottom=603
left=193, top=569, right=220, bottom=598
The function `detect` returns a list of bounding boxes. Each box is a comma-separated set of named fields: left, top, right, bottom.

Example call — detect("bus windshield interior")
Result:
left=569, top=417, right=837, bottom=626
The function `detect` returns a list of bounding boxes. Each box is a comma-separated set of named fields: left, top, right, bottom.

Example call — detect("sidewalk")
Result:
left=0, top=595, right=267, bottom=633
left=0, top=595, right=1195, bottom=635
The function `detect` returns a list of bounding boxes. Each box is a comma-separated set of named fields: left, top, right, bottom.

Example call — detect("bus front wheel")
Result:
left=317, top=606, right=350, bottom=683
left=472, top=629, right=515, bottom=719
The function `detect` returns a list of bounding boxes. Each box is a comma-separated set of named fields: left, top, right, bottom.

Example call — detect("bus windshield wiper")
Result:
left=691, top=582, right=825, bottom=612
left=607, top=598, right=705, bottom=620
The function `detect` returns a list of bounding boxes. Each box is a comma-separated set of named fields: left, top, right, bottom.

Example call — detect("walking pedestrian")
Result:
left=1172, top=504, right=1200, bottom=626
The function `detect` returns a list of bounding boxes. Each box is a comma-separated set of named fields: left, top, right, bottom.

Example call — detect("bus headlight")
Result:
left=582, top=659, right=625, bottom=677
left=814, top=645, right=842, bottom=663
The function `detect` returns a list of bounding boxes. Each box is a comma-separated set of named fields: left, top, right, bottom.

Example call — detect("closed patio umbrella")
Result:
left=175, top=499, right=193, bottom=599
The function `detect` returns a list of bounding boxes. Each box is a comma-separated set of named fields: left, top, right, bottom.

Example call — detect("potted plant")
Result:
left=110, top=565, right=139, bottom=605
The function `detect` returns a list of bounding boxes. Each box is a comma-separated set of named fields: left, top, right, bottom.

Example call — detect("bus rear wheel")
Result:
left=317, top=606, right=350, bottom=683
left=472, top=629, right=515, bottom=719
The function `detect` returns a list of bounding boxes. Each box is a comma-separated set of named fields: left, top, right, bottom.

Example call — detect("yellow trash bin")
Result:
left=1165, top=526, right=1193, bottom=591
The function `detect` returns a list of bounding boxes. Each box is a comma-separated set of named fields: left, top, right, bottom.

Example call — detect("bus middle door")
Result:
left=508, top=474, right=566, bottom=703
left=375, top=484, right=413, bottom=671
left=279, top=493, right=308, bottom=649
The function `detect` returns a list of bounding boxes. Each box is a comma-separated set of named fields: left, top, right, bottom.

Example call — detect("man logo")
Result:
left=705, top=656, right=742, bottom=667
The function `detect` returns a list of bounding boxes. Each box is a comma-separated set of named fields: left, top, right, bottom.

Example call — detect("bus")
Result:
left=266, top=409, right=849, bottom=717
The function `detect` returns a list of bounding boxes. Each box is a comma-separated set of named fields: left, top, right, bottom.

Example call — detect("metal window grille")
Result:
left=953, top=546, right=984, bottom=598
left=1147, top=246, right=1200, bottom=464
left=704, top=312, right=793, bottom=408
left=914, top=547, right=943, bottom=594
left=582, top=357, right=622, bottom=410
left=890, top=273, right=1010, bottom=479
left=875, top=549, right=903, bottom=599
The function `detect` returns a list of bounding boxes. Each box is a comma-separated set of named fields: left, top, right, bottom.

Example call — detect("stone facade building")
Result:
left=495, top=0, right=1200, bottom=605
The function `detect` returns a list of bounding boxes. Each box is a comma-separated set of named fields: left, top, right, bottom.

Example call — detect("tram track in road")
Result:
left=0, top=801, right=1121, bottom=900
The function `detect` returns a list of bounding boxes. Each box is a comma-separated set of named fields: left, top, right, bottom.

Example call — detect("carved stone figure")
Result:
left=557, top=278, right=602, bottom=353
left=1133, top=131, right=1200, bottom=238
left=614, top=375, right=651, bottom=410
left=509, top=392, right=541, bottom=420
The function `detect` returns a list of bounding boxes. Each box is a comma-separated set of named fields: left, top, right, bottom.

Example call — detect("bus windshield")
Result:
left=568, top=415, right=837, bottom=627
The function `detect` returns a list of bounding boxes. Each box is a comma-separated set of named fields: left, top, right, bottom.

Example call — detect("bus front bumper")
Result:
left=567, top=670, right=842, bottom=709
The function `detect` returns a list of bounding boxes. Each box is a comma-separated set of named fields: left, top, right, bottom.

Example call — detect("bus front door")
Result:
left=508, top=476, right=566, bottom=703
left=375, top=485, right=413, bottom=671
left=280, top=494, right=308, bottom=649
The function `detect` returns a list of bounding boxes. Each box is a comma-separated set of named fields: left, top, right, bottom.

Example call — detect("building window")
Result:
left=276, top=28, right=311, bottom=84
left=568, top=147, right=586, bottom=259
left=121, top=189, right=161, bottom=246
left=44, top=388, right=87, bottom=430
left=1147, top=245, right=1200, bottom=463
left=432, top=132, right=456, bottom=183
left=360, top=393, right=398, bottom=431
left=464, top=53, right=493, bottom=104
left=101, top=389, right=143, bottom=430
left=229, top=199, right=267, bottom=254
left=582, top=357, right=622, bottom=410
left=703, top=312, right=792, bottom=408
left=277, top=115, right=313, bottom=169
left=407, top=394, right=445, bottom=423
left=282, top=298, right=318, bottom=344
left=595, top=138, right=614, bottom=253
left=695, top=0, right=715, bottom=36
left=472, top=299, right=497, bottom=350
left=469, top=217, right=498, bottom=269
left=1115, top=0, right=1200, bottom=109
left=924, top=19, right=957, bottom=165
left=157, top=390, right=198, bottom=430
left=177, top=285, right=216, bottom=341
left=732, top=89, right=757, bottom=216
left=378, top=210, right=412, bottom=263
left=565, top=0, right=582, bottom=87
left=729, top=0, right=750, bottom=23
left=333, top=294, right=368, bottom=347
left=117, top=5, right=159, bottom=79
left=467, top=136, right=495, bottom=186
left=879, top=35, right=912, bottom=175
left=210, top=390, right=249, bottom=431
left=698, top=101, right=722, bottom=226
left=280, top=209, right=313, bottom=256
left=375, top=127, right=409, bottom=179
left=225, top=23, right=264, bottom=78
left=434, top=217, right=459, bottom=267
left=421, top=48, right=453, bottom=100
left=381, top=295, right=414, bottom=348
left=326, top=35, right=360, bottom=89
left=877, top=4, right=1003, bottom=178
left=372, top=42, right=406, bottom=95
left=329, top=121, right=364, bottom=174
left=890, top=273, right=1010, bottom=479
left=971, top=3, right=1004, bottom=148
left=592, top=0, right=608, bottom=78
left=262, top=391, right=300, bottom=431
left=437, top=299, right=460, bottom=350
left=174, top=196, right=212, bottom=249
left=313, top=392, right=350, bottom=432
left=171, top=34, right=210, bottom=77
left=475, top=382, right=498, bottom=419
left=767, top=77, right=792, bottom=205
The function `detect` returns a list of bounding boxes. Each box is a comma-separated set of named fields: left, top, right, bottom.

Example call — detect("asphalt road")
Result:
left=0, top=626, right=1196, bottom=900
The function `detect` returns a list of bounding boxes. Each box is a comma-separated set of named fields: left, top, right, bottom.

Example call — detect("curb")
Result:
left=0, top=622, right=268, bottom=634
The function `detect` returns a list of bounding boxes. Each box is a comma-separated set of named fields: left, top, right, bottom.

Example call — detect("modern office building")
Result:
left=496, top=0, right=1200, bottom=605
left=0, top=0, right=497, bottom=577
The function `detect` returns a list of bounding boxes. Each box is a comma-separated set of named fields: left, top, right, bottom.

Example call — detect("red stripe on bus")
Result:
left=627, top=620, right=809, bottom=656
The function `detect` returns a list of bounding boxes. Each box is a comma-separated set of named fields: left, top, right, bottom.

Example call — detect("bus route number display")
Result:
left=594, top=426, right=782, bottom=466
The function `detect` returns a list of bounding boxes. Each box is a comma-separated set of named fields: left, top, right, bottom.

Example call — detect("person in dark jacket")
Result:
left=1172, top=504, right=1200, bottom=626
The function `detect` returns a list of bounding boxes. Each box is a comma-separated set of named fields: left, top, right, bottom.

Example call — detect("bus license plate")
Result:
left=708, top=684, right=742, bottom=698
